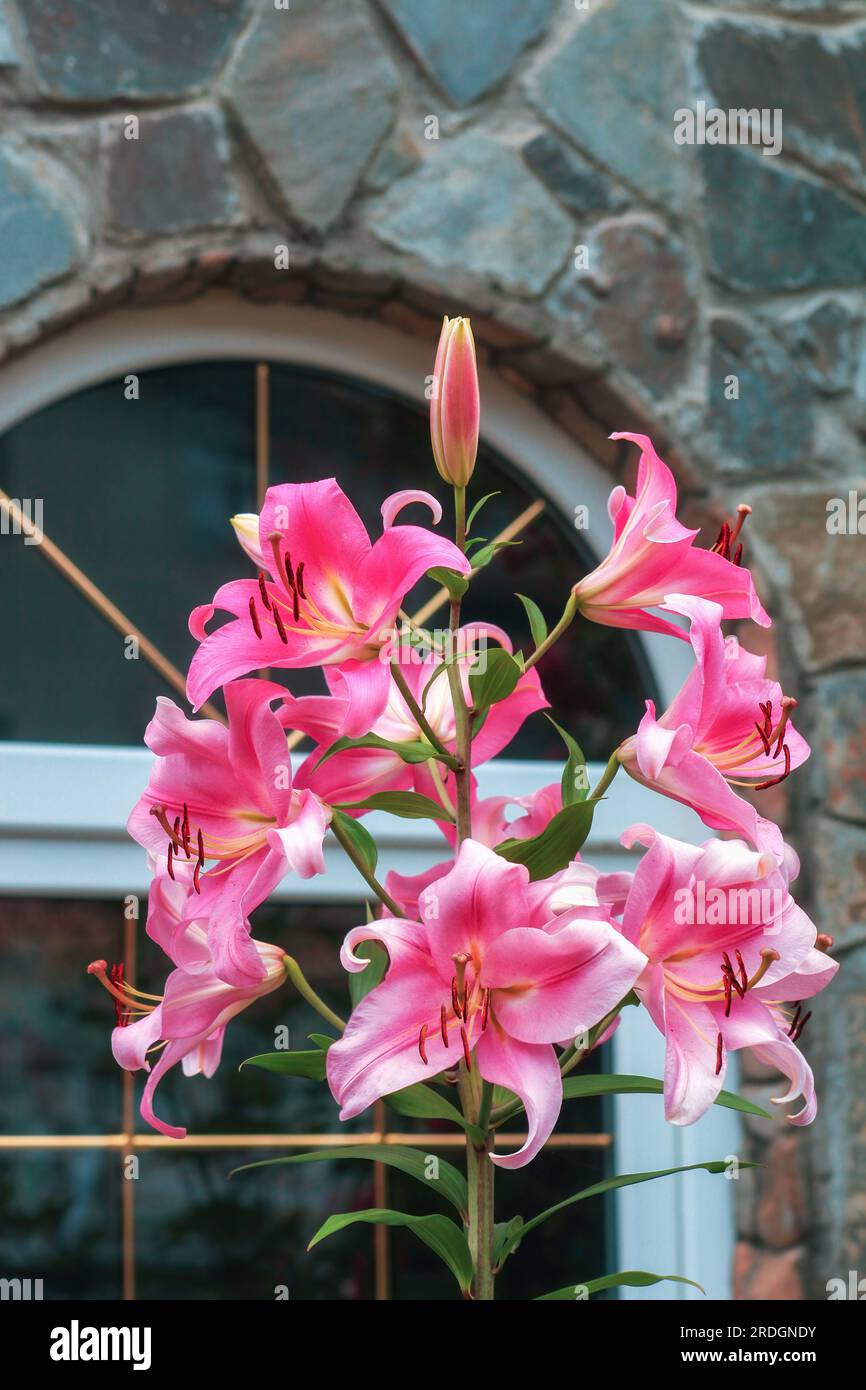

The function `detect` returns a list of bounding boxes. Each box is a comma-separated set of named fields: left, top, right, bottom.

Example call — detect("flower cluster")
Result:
left=89, top=315, right=838, bottom=1297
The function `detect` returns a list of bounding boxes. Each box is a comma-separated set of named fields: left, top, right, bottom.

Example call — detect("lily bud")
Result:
left=430, top=316, right=480, bottom=488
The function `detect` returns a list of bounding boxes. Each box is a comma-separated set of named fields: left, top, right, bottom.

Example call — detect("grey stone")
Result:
left=0, top=1, right=17, bottom=66
left=812, top=671, right=866, bottom=822
left=525, top=0, right=689, bottom=211
left=697, top=21, right=866, bottom=199
left=547, top=216, right=697, bottom=397
left=706, top=315, right=812, bottom=473
left=364, top=125, right=422, bottom=193
left=813, top=818, right=866, bottom=950
left=779, top=300, right=862, bottom=397
left=379, top=0, right=556, bottom=105
left=692, top=0, right=864, bottom=12
left=369, top=132, right=574, bottom=299
left=17, top=0, right=247, bottom=100
left=521, top=132, right=630, bottom=217
left=703, top=145, right=866, bottom=292
left=227, top=0, right=398, bottom=234
left=0, top=150, right=80, bottom=309
left=105, top=108, right=240, bottom=239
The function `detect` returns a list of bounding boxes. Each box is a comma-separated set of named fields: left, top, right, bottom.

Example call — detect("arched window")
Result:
left=0, top=302, right=737, bottom=1300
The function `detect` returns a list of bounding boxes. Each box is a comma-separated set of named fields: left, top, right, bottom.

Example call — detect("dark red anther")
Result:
left=787, top=1005, right=802, bottom=1038
left=273, top=605, right=289, bottom=644
left=418, top=1023, right=429, bottom=1065
left=733, top=543, right=743, bottom=566
left=715, top=1032, right=724, bottom=1076
left=712, top=522, right=732, bottom=559
left=722, top=951, right=744, bottom=999
left=295, top=561, right=306, bottom=599
left=755, top=721, right=772, bottom=756
left=460, top=1026, right=472, bottom=1070
left=451, top=976, right=462, bottom=1020
left=172, top=814, right=181, bottom=846
left=193, top=858, right=202, bottom=894
left=283, top=551, right=295, bottom=592
left=197, top=827, right=204, bottom=866
left=723, top=969, right=732, bottom=1017
left=754, top=742, right=791, bottom=790
left=249, top=595, right=263, bottom=639
left=481, top=989, right=490, bottom=1031
left=167, top=841, right=175, bottom=880
left=257, top=571, right=272, bottom=611
left=182, top=803, right=191, bottom=858
left=791, top=1009, right=812, bottom=1044
left=440, top=1002, right=449, bottom=1047
left=734, top=949, right=748, bottom=993
left=110, top=963, right=129, bottom=1027
left=292, top=587, right=300, bottom=624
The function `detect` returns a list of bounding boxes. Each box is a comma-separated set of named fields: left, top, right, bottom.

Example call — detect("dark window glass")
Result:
left=2, top=897, right=613, bottom=1299
left=0, top=364, right=653, bottom=754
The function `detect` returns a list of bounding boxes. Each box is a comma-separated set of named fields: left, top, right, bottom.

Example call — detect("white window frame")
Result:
left=0, top=298, right=738, bottom=1299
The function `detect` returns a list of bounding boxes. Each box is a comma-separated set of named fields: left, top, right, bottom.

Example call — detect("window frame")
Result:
left=0, top=298, right=738, bottom=1299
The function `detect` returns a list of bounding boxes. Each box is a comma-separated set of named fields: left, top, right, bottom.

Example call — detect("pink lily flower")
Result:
left=187, top=481, right=471, bottom=720
left=327, top=840, right=646, bottom=1168
left=619, top=824, right=838, bottom=1126
left=89, top=915, right=288, bottom=1140
left=572, top=433, right=770, bottom=639
left=617, top=594, right=809, bottom=854
left=283, top=626, right=548, bottom=811
left=128, top=680, right=330, bottom=987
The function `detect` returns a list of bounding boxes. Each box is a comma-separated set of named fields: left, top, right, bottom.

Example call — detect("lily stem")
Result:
left=523, top=591, right=578, bottom=672
left=589, top=751, right=621, bottom=801
left=283, top=955, right=346, bottom=1033
left=389, top=660, right=459, bottom=768
left=329, top=812, right=403, bottom=919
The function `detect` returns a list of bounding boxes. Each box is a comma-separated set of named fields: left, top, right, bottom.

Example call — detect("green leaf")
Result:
left=515, top=593, right=548, bottom=649
left=309, top=1209, right=474, bottom=1296
left=468, top=647, right=522, bottom=716
left=334, top=790, right=453, bottom=824
left=498, top=1160, right=757, bottom=1263
left=471, top=538, right=519, bottom=570
left=536, top=1270, right=705, bottom=1300
left=239, top=1049, right=326, bottom=1080
left=545, top=714, right=589, bottom=806
left=496, top=800, right=595, bottom=879
left=384, top=1083, right=483, bottom=1143
left=494, top=1215, right=524, bottom=1268
left=427, top=566, right=469, bottom=600
left=317, top=733, right=446, bottom=770
left=348, top=940, right=388, bottom=1008
left=231, top=1146, right=467, bottom=1217
left=330, top=808, right=378, bottom=875
left=560, top=1073, right=773, bottom=1120
left=308, top=1033, right=336, bottom=1052
left=466, top=490, right=500, bottom=535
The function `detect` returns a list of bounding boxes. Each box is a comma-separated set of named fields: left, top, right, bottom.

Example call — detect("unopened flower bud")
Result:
left=430, top=316, right=480, bottom=488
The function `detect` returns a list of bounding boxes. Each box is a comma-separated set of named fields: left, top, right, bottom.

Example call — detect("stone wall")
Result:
left=1, top=0, right=865, bottom=1300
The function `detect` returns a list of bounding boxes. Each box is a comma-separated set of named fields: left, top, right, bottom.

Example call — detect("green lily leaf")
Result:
left=383, top=1083, right=484, bottom=1144
left=330, top=808, right=379, bottom=875
left=466, top=491, right=500, bottom=535
left=309, top=1209, right=474, bottom=1296
left=231, top=1145, right=467, bottom=1218
left=316, top=733, right=452, bottom=770
left=515, top=593, right=548, bottom=649
left=496, top=800, right=595, bottom=879
left=498, top=1160, right=757, bottom=1263
left=427, top=566, right=469, bottom=600
left=560, top=1073, right=773, bottom=1120
left=239, top=1049, right=326, bottom=1080
left=334, top=790, right=453, bottom=824
left=545, top=714, right=589, bottom=806
left=469, top=647, right=522, bottom=716
left=536, top=1270, right=706, bottom=1300
left=493, top=1215, right=524, bottom=1269
left=471, top=538, right=520, bottom=570
left=308, top=1033, right=336, bottom=1051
